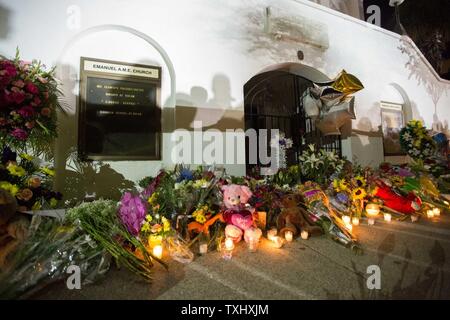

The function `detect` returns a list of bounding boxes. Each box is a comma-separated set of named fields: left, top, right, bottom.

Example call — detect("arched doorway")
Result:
left=244, top=63, right=342, bottom=172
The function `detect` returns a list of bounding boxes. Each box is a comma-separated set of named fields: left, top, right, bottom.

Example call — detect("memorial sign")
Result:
left=78, top=57, right=161, bottom=160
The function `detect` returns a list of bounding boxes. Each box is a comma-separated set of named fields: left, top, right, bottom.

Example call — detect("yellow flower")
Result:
left=141, top=221, right=150, bottom=232
left=351, top=188, right=367, bottom=200
left=41, top=167, right=55, bottom=176
left=148, top=192, right=158, bottom=205
left=32, top=201, right=42, bottom=211
left=193, top=179, right=209, bottom=189
left=145, top=214, right=153, bottom=222
left=0, top=181, right=19, bottom=196
left=20, top=153, right=33, bottom=161
left=333, top=178, right=348, bottom=192
left=353, top=176, right=366, bottom=188
left=195, top=214, right=206, bottom=224
left=162, top=217, right=171, bottom=232
left=50, top=198, right=58, bottom=208
left=7, top=163, right=26, bottom=177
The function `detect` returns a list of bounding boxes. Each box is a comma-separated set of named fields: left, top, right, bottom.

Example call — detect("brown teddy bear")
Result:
left=277, top=193, right=323, bottom=238
left=0, top=189, right=30, bottom=270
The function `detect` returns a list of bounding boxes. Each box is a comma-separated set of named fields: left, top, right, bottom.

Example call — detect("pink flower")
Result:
left=5, top=89, right=26, bottom=104
left=18, top=106, right=35, bottom=118
left=12, top=80, right=25, bottom=88
left=0, top=60, right=17, bottom=78
left=25, top=82, right=39, bottom=95
left=25, top=121, right=35, bottom=129
left=31, top=96, right=41, bottom=107
left=10, top=128, right=28, bottom=141
left=41, top=107, right=51, bottom=117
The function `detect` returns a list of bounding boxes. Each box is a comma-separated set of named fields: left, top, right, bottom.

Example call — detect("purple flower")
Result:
left=10, top=128, right=28, bottom=141
left=336, top=192, right=349, bottom=204
left=119, top=192, right=147, bottom=236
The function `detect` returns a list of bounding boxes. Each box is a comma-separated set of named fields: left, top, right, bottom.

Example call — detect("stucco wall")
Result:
left=0, top=0, right=449, bottom=200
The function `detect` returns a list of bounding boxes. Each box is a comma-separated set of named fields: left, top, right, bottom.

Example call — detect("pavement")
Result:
left=32, top=214, right=450, bottom=300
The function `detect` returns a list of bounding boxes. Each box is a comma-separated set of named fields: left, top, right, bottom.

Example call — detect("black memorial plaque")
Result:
left=78, top=58, right=161, bottom=160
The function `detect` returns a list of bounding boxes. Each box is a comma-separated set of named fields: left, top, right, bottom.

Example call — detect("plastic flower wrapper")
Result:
left=0, top=215, right=110, bottom=299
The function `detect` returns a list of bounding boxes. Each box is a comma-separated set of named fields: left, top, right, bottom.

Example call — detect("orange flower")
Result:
left=17, top=188, right=33, bottom=201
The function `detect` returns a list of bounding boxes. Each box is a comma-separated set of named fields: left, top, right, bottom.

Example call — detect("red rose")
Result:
left=25, top=82, right=39, bottom=95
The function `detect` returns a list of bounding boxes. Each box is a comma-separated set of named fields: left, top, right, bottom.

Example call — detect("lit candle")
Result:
left=199, top=243, right=208, bottom=255
left=366, top=203, right=380, bottom=216
left=153, top=245, right=163, bottom=259
left=300, top=230, right=309, bottom=240
left=433, top=208, right=441, bottom=217
left=267, top=228, right=277, bottom=241
left=285, top=231, right=293, bottom=242
left=426, top=209, right=434, bottom=219
left=247, top=237, right=258, bottom=252
left=342, top=215, right=351, bottom=225
left=411, top=215, right=419, bottom=222
left=272, top=236, right=284, bottom=248
left=366, top=203, right=380, bottom=225
left=384, top=213, right=392, bottom=222
left=222, top=238, right=234, bottom=260
left=352, top=217, right=360, bottom=226
left=225, top=238, right=235, bottom=250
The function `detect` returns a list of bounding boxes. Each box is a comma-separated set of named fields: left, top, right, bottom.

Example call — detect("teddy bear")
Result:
left=221, top=184, right=256, bottom=242
left=0, top=188, right=30, bottom=270
left=277, top=193, right=323, bottom=238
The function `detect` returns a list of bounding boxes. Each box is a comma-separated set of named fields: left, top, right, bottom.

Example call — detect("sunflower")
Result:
left=333, top=178, right=348, bottom=192
left=353, top=176, right=366, bottom=188
left=351, top=188, right=367, bottom=201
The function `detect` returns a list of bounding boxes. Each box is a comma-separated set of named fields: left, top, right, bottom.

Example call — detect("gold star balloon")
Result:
left=331, top=70, right=364, bottom=96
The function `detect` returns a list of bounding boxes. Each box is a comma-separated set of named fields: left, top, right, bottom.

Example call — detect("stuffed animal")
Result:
left=277, top=193, right=323, bottom=237
left=373, top=181, right=421, bottom=214
left=0, top=189, right=29, bottom=270
left=221, top=184, right=255, bottom=242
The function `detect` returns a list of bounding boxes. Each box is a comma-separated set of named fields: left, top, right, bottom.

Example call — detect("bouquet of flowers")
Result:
left=0, top=215, right=110, bottom=299
left=399, top=120, right=436, bottom=160
left=0, top=146, right=62, bottom=211
left=0, top=50, right=62, bottom=152
left=298, top=144, right=345, bottom=185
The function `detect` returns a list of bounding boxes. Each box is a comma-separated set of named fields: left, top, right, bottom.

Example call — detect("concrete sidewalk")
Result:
left=32, top=215, right=450, bottom=300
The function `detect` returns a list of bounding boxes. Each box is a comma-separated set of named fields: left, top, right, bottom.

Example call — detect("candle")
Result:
left=345, top=223, right=353, bottom=232
left=153, top=245, right=163, bottom=259
left=199, top=243, right=208, bottom=255
left=426, top=209, right=434, bottom=219
left=225, top=238, right=235, bottom=250
left=272, top=236, right=284, bottom=248
left=384, top=213, right=392, bottom=222
left=300, top=230, right=309, bottom=240
left=411, top=215, right=419, bottom=222
left=285, top=231, right=293, bottom=242
left=433, top=208, right=441, bottom=217
left=366, top=203, right=380, bottom=225
left=267, top=228, right=277, bottom=241
left=222, top=238, right=234, bottom=260
left=342, top=215, right=351, bottom=225
left=247, top=237, right=258, bottom=252
left=352, top=217, right=360, bottom=226
left=366, top=203, right=380, bottom=216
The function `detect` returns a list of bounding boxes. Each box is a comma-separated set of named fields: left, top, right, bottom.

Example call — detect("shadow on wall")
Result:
left=55, top=63, right=135, bottom=202
left=170, top=74, right=244, bottom=132
left=0, top=4, right=10, bottom=40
